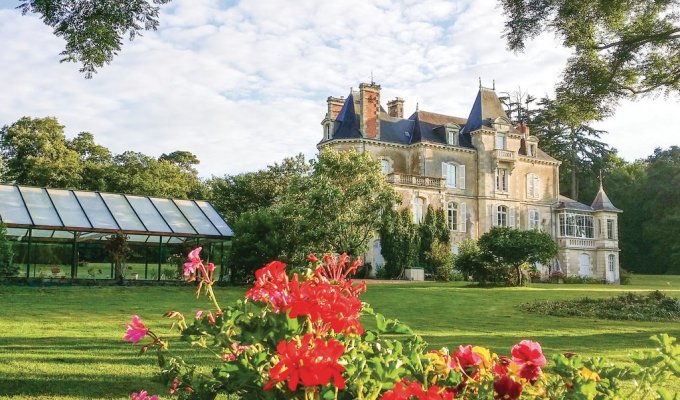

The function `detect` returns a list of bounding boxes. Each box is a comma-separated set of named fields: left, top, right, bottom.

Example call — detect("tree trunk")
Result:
left=516, top=265, right=523, bottom=286
left=570, top=128, right=578, bottom=200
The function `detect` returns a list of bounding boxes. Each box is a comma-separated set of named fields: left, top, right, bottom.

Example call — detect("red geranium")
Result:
left=245, top=261, right=292, bottom=312
left=265, top=333, right=345, bottom=392
left=511, top=340, right=546, bottom=382
left=493, top=375, right=523, bottom=400
left=381, top=379, right=455, bottom=400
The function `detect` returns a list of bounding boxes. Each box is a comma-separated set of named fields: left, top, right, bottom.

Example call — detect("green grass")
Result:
left=1, top=275, right=680, bottom=399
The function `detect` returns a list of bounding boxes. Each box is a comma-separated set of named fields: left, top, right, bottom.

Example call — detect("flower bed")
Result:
left=125, top=249, right=680, bottom=399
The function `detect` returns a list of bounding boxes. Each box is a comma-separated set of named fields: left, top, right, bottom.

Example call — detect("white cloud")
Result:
left=0, top=0, right=677, bottom=178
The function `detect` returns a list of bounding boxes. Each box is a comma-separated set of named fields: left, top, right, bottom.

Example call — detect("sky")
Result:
left=0, top=0, right=677, bottom=177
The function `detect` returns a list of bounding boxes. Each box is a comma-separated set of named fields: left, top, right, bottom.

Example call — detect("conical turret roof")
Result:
left=591, top=183, right=622, bottom=212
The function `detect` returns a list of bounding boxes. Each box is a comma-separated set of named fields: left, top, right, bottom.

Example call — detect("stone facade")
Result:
left=318, top=83, right=622, bottom=283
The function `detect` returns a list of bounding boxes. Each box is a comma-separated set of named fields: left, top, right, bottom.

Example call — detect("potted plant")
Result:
left=51, top=266, right=61, bottom=276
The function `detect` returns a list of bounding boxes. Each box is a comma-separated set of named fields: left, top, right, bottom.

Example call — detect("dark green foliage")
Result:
left=418, top=206, right=450, bottom=273
left=520, top=291, right=680, bottom=322
left=106, top=233, right=130, bottom=284
left=19, top=0, right=173, bottom=78
left=500, top=0, right=680, bottom=119
left=0, top=223, right=16, bottom=277
left=379, top=208, right=419, bottom=278
left=425, top=240, right=454, bottom=281
left=476, top=227, right=558, bottom=286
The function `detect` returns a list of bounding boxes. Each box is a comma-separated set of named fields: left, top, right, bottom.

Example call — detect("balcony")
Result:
left=559, top=238, right=595, bottom=248
left=386, top=173, right=445, bottom=188
left=494, top=149, right=515, bottom=162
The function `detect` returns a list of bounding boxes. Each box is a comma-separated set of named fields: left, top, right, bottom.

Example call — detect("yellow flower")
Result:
left=472, top=346, right=493, bottom=370
left=580, top=367, right=601, bottom=381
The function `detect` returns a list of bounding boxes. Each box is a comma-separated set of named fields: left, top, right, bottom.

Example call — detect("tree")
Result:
left=207, top=154, right=310, bottom=224
left=159, top=151, right=200, bottom=174
left=418, top=206, right=450, bottom=273
left=67, top=132, right=113, bottom=191
left=425, top=239, right=454, bottom=281
left=500, top=0, right=680, bottom=119
left=18, top=0, right=173, bottom=78
left=530, top=97, right=613, bottom=200
left=0, top=116, right=83, bottom=188
left=379, top=208, right=419, bottom=278
left=293, top=149, right=399, bottom=257
left=477, top=227, right=558, bottom=286
left=106, top=233, right=130, bottom=284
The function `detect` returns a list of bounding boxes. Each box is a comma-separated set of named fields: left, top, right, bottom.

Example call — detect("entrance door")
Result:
left=373, top=240, right=385, bottom=268
left=579, top=253, right=591, bottom=277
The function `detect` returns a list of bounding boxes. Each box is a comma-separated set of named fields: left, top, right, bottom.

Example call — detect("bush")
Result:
left=425, top=240, right=454, bottom=281
left=0, top=223, right=16, bottom=277
left=519, top=290, right=680, bottom=321
left=620, top=267, right=633, bottom=285
left=562, top=275, right=604, bottom=284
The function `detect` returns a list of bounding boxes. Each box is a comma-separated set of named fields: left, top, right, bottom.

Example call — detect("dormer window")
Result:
left=445, top=124, right=459, bottom=145
left=324, top=123, right=332, bottom=140
left=528, top=143, right=536, bottom=157
left=495, top=133, right=506, bottom=150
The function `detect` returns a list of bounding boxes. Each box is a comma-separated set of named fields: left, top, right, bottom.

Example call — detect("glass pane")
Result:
left=0, top=185, right=32, bottom=225
left=125, top=196, right=172, bottom=233
left=18, top=187, right=62, bottom=227
left=74, top=191, right=119, bottom=230
left=195, top=201, right=234, bottom=236
left=99, top=193, right=146, bottom=231
left=53, top=231, right=75, bottom=239
left=47, top=189, right=91, bottom=228
left=31, top=229, right=54, bottom=238
left=6, top=228, right=28, bottom=238
left=173, top=200, right=219, bottom=235
left=127, top=234, right=151, bottom=243
left=150, top=198, right=196, bottom=234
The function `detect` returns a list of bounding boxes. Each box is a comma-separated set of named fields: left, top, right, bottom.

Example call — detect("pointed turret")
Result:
left=591, top=181, right=622, bottom=212
left=462, top=87, right=510, bottom=134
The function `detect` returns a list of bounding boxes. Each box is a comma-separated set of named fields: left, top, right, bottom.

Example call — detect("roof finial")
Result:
left=370, top=69, right=374, bottom=85
left=599, top=170, right=603, bottom=190
left=416, top=102, right=419, bottom=112
left=492, top=79, right=496, bottom=90
left=478, top=77, right=482, bottom=88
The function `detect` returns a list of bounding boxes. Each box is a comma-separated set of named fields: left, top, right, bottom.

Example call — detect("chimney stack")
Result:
left=516, top=122, right=530, bottom=138
left=359, top=82, right=381, bottom=139
left=387, top=97, right=404, bottom=119
left=327, top=96, right=345, bottom=121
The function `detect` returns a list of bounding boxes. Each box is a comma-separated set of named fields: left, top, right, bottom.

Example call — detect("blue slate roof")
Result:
left=331, top=93, right=362, bottom=139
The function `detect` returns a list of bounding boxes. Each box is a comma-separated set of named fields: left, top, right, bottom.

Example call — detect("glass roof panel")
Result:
left=31, top=229, right=54, bottom=238
left=47, top=189, right=91, bottom=228
left=53, top=231, right=75, bottom=239
left=173, top=200, right=219, bottom=235
left=19, top=187, right=62, bottom=227
left=6, top=228, right=28, bottom=238
left=150, top=198, right=196, bottom=234
left=74, top=192, right=119, bottom=230
left=195, top=201, right=234, bottom=236
left=125, top=196, right=172, bottom=233
left=127, top=234, right=152, bottom=243
left=0, top=185, right=32, bottom=225
left=100, top=193, right=146, bottom=231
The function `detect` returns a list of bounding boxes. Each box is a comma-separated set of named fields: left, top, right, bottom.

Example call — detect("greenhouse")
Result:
left=0, top=184, right=233, bottom=281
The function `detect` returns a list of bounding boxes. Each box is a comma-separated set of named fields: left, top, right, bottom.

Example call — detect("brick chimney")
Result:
left=387, top=97, right=404, bottom=118
left=327, top=96, right=345, bottom=121
left=359, top=82, right=381, bottom=139
left=516, top=122, right=530, bottom=138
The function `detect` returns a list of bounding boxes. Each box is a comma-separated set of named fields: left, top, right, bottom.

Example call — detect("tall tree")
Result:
left=67, top=132, right=113, bottom=191
left=0, top=116, right=83, bottom=188
left=500, top=0, right=680, bottom=119
left=18, top=0, right=172, bottom=78
left=530, top=98, right=613, bottom=200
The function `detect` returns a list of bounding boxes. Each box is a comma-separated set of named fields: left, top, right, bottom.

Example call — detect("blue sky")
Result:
left=1, top=0, right=677, bottom=177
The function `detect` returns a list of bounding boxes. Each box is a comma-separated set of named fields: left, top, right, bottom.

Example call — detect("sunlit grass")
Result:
left=1, top=275, right=679, bottom=399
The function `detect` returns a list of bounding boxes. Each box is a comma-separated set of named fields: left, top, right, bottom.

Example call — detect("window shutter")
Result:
left=535, top=210, right=540, bottom=229
left=526, top=174, right=532, bottom=198
left=459, top=165, right=466, bottom=189
left=441, top=162, right=446, bottom=179
left=509, top=207, right=516, bottom=228
left=460, top=202, right=467, bottom=232
left=491, top=204, right=497, bottom=227
left=533, top=175, right=540, bottom=198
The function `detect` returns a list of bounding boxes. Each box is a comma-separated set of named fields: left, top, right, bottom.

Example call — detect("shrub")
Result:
left=0, top=223, right=16, bottom=277
left=425, top=239, right=454, bottom=281
left=125, top=249, right=680, bottom=400
left=620, top=267, right=633, bottom=285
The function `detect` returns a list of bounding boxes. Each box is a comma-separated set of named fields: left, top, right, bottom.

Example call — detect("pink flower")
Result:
left=130, top=390, right=159, bottom=400
left=206, top=262, right=215, bottom=272
left=183, top=247, right=202, bottom=276
left=308, top=254, right=319, bottom=263
left=511, top=340, right=546, bottom=383
left=124, top=315, right=148, bottom=344
left=195, top=310, right=204, bottom=319
left=245, top=261, right=292, bottom=312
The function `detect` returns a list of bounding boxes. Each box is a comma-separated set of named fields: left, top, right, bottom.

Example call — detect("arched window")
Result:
left=447, top=202, right=458, bottom=231
left=497, top=205, right=508, bottom=227
left=412, top=197, right=425, bottom=223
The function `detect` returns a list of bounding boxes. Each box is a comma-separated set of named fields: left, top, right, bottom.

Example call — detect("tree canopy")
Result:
left=18, top=0, right=172, bottom=78
left=500, top=0, right=680, bottom=119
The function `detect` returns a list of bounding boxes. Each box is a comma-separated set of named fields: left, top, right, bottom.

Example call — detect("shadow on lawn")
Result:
left=0, top=375, right=166, bottom=398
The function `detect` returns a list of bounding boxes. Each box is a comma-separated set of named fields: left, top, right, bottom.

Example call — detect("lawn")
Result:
left=1, top=275, right=680, bottom=399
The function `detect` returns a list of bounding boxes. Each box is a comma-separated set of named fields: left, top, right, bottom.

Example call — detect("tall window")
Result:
left=607, top=219, right=614, bottom=239
left=496, top=168, right=509, bottom=192
left=527, top=143, right=536, bottom=157
left=413, top=197, right=425, bottom=223
left=559, top=212, right=594, bottom=238
left=447, top=129, right=458, bottom=145
left=325, top=124, right=331, bottom=140
left=445, top=163, right=457, bottom=187
left=497, top=205, right=508, bottom=227
left=447, top=202, right=458, bottom=231
left=496, top=133, right=506, bottom=150
left=608, top=254, right=615, bottom=272
left=528, top=209, right=540, bottom=229
left=526, top=173, right=539, bottom=199
left=380, top=159, right=390, bottom=174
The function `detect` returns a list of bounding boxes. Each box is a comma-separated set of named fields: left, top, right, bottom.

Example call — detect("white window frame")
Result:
left=380, top=158, right=391, bottom=174
left=496, top=133, right=506, bottom=150
left=442, top=162, right=466, bottom=189
left=447, top=202, right=457, bottom=231
left=526, top=173, right=540, bottom=199
left=558, top=212, right=594, bottom=238
left=497, top=205, right=508, bottom=227
left=607, top=219, right=614, bottom=239
left=608, top=254, right=615, bottom=272
left=527, top=143, right=536, bottom=157
left=496, top=168, right=509, bottom=192
left=412, top=197, right=425, bottom=224
left=447, top=130, right=457, bottom=145
left=528, top=209, right=540, bottom=229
